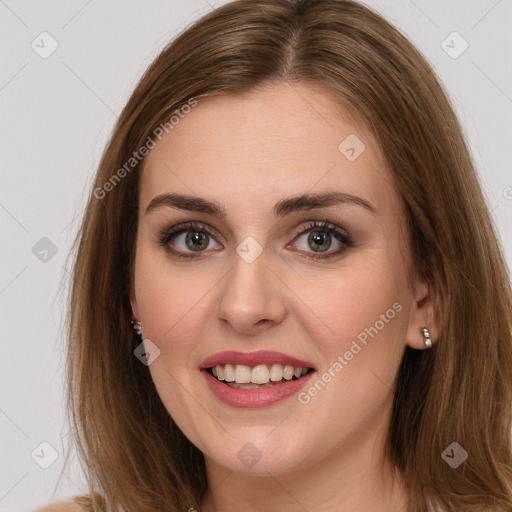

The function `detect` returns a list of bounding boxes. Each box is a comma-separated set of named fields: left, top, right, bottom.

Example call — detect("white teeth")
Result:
left=269, top=364, right=283, bottom=382
left=212, top=363, right=310, bottom=385
left=282, top=365, right=293, bottom=380
left=251, top=364, right=270, bottom=384
left=234, top=364, right=252, bottom=383
left=224, top=363, right=235, bottom=382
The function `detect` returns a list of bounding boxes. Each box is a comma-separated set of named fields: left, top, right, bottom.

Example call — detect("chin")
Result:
left=202, top=430, right=316, bottom=476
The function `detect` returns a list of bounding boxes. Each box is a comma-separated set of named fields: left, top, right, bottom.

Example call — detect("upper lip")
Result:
left=200, top=350, right=316, bottom=371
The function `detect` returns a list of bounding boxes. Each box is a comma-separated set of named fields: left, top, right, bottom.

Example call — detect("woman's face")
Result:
left=130, top=83, right=431, bottom=477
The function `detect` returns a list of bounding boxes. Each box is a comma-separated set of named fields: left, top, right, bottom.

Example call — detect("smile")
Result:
left=200, top=350, right=317, bottom=408
left=207, top=363, right=312, bottom=388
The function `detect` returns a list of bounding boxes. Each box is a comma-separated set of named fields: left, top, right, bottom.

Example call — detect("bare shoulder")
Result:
left=32, top=500, right=87, bottom=512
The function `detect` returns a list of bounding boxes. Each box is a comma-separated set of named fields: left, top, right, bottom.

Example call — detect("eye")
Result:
left=156, top=219, right=354, bottom=260
left=156, top=221, right=222, bottom=259
left=289, top=219, right=353, bottom=260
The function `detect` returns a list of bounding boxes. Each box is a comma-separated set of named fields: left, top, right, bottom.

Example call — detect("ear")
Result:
left=129, top=285, right=140, bottom=321
left=405, top=276, right=439, bottom=349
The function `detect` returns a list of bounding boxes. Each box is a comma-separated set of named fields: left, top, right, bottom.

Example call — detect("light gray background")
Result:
left=1, top=1, right=511, bottom=510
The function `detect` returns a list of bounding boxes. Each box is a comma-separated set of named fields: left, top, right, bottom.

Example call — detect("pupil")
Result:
left=308, top=231, right=331, bottom=252
left=186, top=231, right=208, bottom=251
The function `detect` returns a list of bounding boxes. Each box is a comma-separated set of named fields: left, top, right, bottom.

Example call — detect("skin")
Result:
left=130, top=82, right=438, bottom=512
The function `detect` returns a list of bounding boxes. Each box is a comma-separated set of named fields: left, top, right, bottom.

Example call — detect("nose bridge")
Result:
left=217, top=237, right=285, bottom=331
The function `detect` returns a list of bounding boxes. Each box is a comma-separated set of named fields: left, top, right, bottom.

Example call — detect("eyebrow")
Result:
left=145, top=191, right=377, bottom=217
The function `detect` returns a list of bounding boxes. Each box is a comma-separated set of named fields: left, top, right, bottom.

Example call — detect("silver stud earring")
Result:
left=131, top=320, right=142, bottom=337
left=421, top=327, right=432, bottom=348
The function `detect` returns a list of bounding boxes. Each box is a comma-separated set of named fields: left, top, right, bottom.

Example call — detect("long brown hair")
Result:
left=62, top=1, right=512, bottom=510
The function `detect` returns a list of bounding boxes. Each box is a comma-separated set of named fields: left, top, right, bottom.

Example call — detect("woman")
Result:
left=40, top=0, right=512, bottom=510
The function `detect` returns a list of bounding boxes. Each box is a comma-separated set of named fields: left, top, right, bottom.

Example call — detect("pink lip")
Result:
left=199, top=350, right=316, bottom=370
left=201, top=368, right=316, bottom=408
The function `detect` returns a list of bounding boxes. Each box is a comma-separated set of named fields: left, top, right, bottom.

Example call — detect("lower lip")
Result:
left=201, top=369, right=315, bottom=408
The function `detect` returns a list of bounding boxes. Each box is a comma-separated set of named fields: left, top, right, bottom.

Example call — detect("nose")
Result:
left=216, top=246, right=286, bottom=335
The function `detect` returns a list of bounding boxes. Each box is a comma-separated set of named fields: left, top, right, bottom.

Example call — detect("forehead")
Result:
left=139, top=83, right=394, bottom=214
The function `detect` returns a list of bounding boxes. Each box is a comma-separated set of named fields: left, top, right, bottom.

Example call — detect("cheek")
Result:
left=136, top=270, right=207, bottom=347
left=287, top=264, right=408, bottom=454
left=133, top=246, right=228, bottom=371
left=303, top=263, right=407, bottom=358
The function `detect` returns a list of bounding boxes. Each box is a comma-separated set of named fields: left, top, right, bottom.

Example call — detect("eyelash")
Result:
left=155, top=219, right=354, bottom=261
